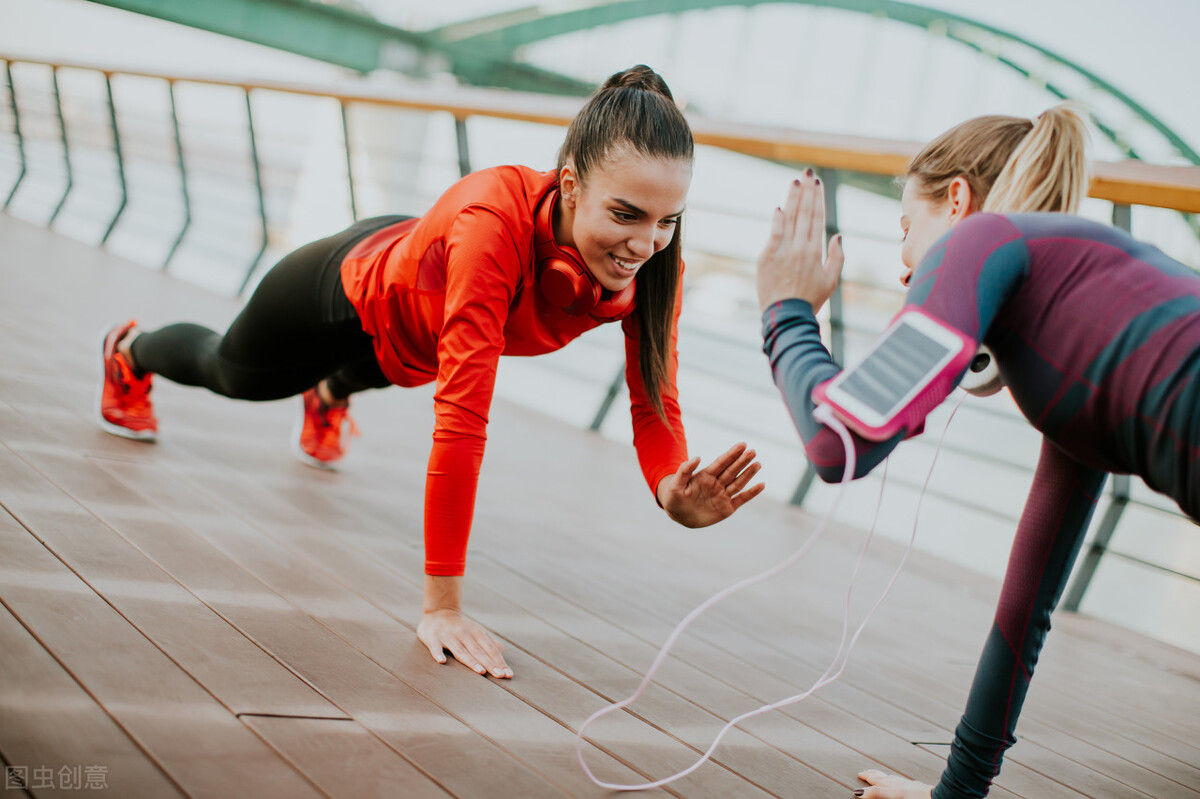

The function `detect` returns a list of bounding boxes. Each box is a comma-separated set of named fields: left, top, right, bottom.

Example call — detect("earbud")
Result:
left=534, top=189, right=635, bottom=322
left=960, top=344, right=1004, bottom=397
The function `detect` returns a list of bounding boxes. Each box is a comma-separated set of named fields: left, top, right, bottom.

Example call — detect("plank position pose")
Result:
left=98, top=65, right=765, bottom=680
left=757, top=107, right=1199, bottom=798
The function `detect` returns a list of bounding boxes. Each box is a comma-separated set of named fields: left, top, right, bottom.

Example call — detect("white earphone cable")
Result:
left=574, top=393, right=970, bottom=790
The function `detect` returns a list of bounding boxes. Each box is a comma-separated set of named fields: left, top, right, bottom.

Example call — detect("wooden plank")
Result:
left=147, top=374, right=1190, bottom=796
left=123, top=448, right=1016, bottom=797
left=16, top=355, right=1198, bottom=797
left=0, top=559, right=185, bottom=799
left=239, top=716, right=450, bottom=799
left=469, top=536, right=1155, bottom=799
left=0, top=414, right=347, bottom=720
left=94, top=457, right=780, bottom=798
left=0, top=420, right=580, bottom=798
left=0, top=506, right=324, bottom=799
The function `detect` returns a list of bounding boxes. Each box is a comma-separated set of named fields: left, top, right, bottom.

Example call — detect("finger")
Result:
left=675, top=455, right=701, bottom=483
left=704, top=442, right=747, bottom=478
left=442, top=635, right=489, bottom=676
left=469, top=634, right=512, bottom=679
left=793, top=173, right=817, bottom=249
left=720, top=448, right=758, bottom=484
left=424, top=638, right=448, bottom=662
left=726, top=461, right=762, bottom=494
left=857, top=770, right=907, bottom=788
left=419, top=631, right=449, bottom=665
left=761, top=206, right=784, bottom=256
left=780, top=178, right=803, bottom=241
left=730, top=481, right=766, bottom=510
left=808, top=172, right=828, bottom=246
left=826, top=233, right=846, bottom=286
left=446, top=633, right=492, bottom=676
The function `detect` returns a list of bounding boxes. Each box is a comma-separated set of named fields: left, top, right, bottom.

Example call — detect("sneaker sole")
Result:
left=290, top=400, right=340, bottom=471
left=96, top=324, right=157, bottom=443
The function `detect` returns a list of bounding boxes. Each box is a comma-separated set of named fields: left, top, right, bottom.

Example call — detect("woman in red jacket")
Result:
left=98, top=65, right=765, bottom=679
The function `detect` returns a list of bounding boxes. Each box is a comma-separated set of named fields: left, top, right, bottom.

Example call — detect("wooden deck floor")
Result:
left=1, top=214, right=1198, bottom=798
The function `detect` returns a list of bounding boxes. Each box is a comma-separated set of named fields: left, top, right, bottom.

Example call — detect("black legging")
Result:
left=130, top=216, right=409, bottom=401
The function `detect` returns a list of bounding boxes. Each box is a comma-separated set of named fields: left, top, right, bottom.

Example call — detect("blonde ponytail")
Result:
left=982, top=105, right=1090, bottom=213
left=908, top=104, right=1090, bottom=214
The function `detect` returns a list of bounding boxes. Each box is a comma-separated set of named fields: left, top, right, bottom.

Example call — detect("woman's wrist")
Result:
left=423, top=574, right=463, bottom=614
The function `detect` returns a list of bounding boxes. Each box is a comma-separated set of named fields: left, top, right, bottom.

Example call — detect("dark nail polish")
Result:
left=805, top=168, right=814, bottom=177
left=853, top=791, right=864, bottom=797
left=793, top=178, right=801, bottom=186
left=815, top=178, right=821, bottom=185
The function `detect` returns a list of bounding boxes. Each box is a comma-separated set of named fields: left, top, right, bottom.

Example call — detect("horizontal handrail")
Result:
left=4, top=53, right=1199, bottom=213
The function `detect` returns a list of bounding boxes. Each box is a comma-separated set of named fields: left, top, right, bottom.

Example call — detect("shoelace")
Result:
left=111, top=358, right=153, bottom=417
left=315, top=402, right=360, bottom=448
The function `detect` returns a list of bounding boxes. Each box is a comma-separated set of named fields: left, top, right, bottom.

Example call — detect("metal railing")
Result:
left=2, top=55, right=1197, bottom=614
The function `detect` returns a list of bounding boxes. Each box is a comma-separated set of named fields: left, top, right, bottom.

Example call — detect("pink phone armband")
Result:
left=812, top=307, right=976, bottom=441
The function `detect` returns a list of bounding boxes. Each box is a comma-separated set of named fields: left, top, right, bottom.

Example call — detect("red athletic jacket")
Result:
left=341, top=165, right=689, bottom=575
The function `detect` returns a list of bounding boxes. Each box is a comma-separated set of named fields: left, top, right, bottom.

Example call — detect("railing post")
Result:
left=100, top=72, right=127, bottom=244
left=1063, top=201, right=1134, bottom=611
left=589, top=364, right=625, bottom=432
left=162, top=80, right=190, bottom=270
left=239, top=87, right=269, bottom=296
left=1063, top=474, right=1126, bottom=612
left=825, top=169, right=844, bottom=363
left=4, top=60, right=26, bottom=210
left=454, top=117, right=471, bottom=177
left=791, top=167, right=842, bottom=506
left=48, top=66, right=73, bottom=225
left=341, top=100, right=358, bottom=221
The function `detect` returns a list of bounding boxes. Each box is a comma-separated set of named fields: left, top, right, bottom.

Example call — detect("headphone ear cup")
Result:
left=590, top=281, right=636, bottom=321
left=539, top=258, right=601, bottom=316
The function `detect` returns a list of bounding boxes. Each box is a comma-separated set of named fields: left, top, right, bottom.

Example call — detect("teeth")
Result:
left=613, top=256, right=640, bottom=272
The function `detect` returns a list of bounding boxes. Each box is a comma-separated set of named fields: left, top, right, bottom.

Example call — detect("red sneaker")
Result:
left=294, top=387, right=359, bottom=469
left=99, top=320, right=158, bottom=441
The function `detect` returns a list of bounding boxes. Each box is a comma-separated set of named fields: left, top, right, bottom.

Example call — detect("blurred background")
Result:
left=2, top=0, right=1197, bottom=652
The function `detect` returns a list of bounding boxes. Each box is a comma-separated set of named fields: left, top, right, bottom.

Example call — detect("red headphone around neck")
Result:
left=534, top=188, right=636, bottom=322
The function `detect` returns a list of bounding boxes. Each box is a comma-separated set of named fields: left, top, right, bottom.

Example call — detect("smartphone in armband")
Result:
left=812, top=307, right=976, bottom=441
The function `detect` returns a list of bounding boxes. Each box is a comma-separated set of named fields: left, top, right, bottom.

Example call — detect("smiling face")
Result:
left=556, top=149, right=692, bottom=293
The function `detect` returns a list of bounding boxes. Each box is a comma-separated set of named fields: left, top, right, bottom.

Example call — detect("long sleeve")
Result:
left=761, top=298, right=903, bottom=482
left=423, top=207, right=522, bottom=576
left=933, top=439, right=1105, bottom=798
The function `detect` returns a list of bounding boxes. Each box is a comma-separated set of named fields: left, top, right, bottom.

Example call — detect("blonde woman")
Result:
left=757, top=107, right=1199, bottom=797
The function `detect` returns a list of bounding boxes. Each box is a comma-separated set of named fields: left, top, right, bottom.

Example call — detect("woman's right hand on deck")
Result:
left=419, top=575, right=511, bottom=678
left=418, top=608, right=513, bottom=679
left=756, top=169, right=845, bottom=313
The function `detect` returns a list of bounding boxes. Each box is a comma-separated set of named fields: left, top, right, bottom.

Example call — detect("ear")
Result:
left=558, top=163, right=579, bottom=209
left=945, top=176, right=977, bottom=222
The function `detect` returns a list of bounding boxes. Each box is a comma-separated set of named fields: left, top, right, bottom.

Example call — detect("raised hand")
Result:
left=756, top=169, right=846, bottom=313
left=656, top=442, right=765, bottom=528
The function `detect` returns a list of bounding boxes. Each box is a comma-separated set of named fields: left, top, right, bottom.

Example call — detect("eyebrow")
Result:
left=613, top=197, right=686, bottom=219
